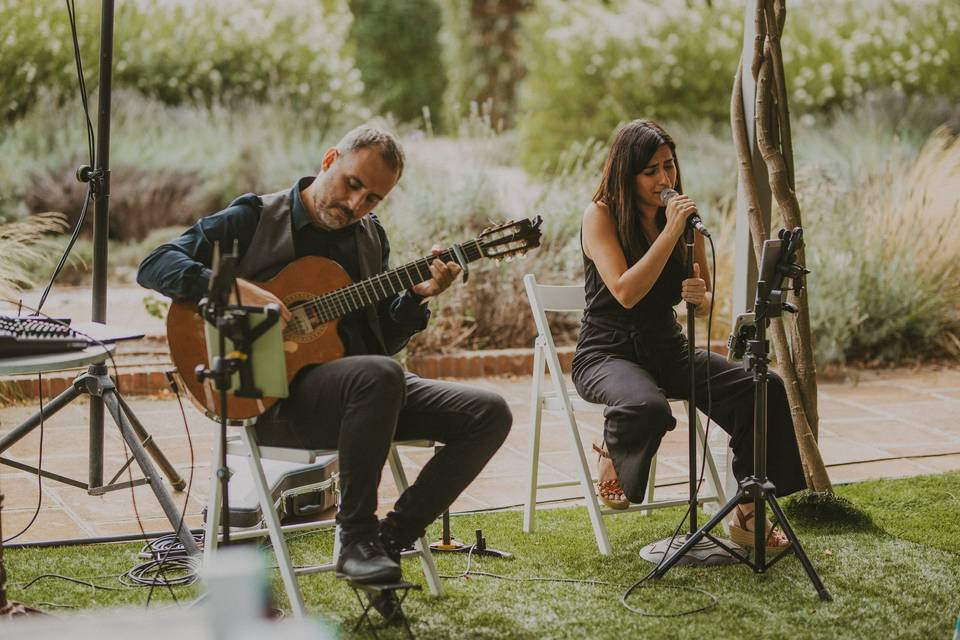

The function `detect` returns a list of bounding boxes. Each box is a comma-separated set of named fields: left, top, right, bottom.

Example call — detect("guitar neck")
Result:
left=307, top=239, right=485, bottom=322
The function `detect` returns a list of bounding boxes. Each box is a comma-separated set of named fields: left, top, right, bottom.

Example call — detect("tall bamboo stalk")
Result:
left=732, top=63, right=833, bottom=492
left=759, top=0, right=820, bottom=438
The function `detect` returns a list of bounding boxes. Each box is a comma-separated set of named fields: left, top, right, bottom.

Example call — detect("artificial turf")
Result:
left=4, top=471, right=959, bottom=639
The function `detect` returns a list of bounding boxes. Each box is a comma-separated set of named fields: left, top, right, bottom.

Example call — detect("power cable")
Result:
left=1, top=374, right=45, bottom=544
left=35, top=1, right=97, bottom=316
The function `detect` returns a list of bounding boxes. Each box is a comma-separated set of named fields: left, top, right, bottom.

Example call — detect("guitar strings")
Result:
left=289, top=239, right=486, bottom=325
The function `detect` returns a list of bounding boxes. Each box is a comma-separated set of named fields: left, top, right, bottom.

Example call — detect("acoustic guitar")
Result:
left=166, top=216, right=543, bottom=421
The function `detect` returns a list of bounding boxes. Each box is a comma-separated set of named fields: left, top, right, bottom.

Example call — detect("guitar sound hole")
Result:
left=286, top=307, right=324, bottom=342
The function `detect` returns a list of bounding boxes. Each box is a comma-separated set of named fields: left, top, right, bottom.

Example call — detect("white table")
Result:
left=0, top=342, right=115, bottom=376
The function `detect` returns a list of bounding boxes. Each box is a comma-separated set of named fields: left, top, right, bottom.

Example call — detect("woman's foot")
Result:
left=592, top=440, right=629, bottom=510
left=728, top=504, right=791, bottom=553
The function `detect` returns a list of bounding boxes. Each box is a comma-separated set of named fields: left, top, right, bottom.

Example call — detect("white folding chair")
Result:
left=203, top=424, right=444, bottom=618
left=522, top=274, right=729, bottom=555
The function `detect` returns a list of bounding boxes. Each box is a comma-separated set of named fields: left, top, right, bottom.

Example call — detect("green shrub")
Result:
left=781, top=1, right=960, bottom=115
left=0, top=92, right=347, bottom=229
left=348, top=0, right=446, bottom=124
left=517, top=0, right=960, bottom=171
left=0, top=213, right=70, bottom=302
left=517, top=0, right=744, bottom=170
left=0, top=2, right=97, bottom=121
left=803, top=127, right=960, bottom=364
left=0, top=0, right=366, bottom=121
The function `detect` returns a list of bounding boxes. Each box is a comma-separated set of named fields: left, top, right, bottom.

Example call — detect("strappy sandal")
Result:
left=592, top=440, right=630, bottom=510
left=728, top=506, right=791, bottom=554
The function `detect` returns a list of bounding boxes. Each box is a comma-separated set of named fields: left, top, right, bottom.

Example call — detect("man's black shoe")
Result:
left=378, top=524, right=404, bottom=566
left=335, top=538, right=401, bottom=584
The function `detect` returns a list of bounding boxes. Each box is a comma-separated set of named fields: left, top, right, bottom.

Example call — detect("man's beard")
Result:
left=312, top=193, right=355, bottom=230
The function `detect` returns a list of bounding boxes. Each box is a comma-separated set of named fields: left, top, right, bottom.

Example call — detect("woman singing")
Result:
left=571, top=119, right=805, bottom=550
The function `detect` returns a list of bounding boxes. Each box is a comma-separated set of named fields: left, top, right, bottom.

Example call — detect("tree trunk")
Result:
left=759, top=0, right=820, bottom=439
left=731, top=63, right=833, bottom=492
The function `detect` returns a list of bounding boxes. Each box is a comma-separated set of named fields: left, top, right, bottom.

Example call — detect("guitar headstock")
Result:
left=478, top=216, right=543, bottom=260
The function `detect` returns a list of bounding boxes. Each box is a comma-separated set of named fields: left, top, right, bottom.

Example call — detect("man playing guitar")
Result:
left=137, top=125, right=513, bottom=599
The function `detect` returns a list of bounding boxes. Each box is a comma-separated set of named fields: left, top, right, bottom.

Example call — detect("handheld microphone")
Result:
left=660, top=188, right=711, bottom=238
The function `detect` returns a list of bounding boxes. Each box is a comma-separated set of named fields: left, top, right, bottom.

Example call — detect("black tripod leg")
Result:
left=115, top=392, right=187, bottom=490
left=765, top=494, right=832, bottom=601
left=652, top=490, right=745, bottom=578
left=101, top=390, right=199, bottom=555
left=0, top=384, right=82, bottom=453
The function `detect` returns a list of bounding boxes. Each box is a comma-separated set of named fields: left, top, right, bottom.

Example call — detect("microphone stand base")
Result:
left=640, top=533, right=740, bottom=567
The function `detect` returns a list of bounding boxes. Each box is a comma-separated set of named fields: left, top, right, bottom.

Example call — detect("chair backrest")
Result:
left=523, top=274, right=585, bottom=353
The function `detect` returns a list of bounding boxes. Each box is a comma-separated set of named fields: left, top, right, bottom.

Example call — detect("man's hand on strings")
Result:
left=411, top=246, right=462, bottom=299
left=230, top=278, right=292, bottom=328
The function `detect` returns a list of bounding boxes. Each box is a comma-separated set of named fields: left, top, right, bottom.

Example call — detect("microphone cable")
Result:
left=1, top=373, right=46, bottom=544
left=34, top=1, right=97, bottom=317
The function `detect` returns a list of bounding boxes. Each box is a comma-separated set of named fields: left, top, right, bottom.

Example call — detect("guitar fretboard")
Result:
left=292, top=240, right=484, bottom=325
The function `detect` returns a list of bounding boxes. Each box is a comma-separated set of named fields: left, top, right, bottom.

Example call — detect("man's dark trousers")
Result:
left=257, top=355, right=512, bottom=545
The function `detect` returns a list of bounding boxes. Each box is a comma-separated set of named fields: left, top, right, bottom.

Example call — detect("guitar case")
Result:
left=213, top=453, right=339, bottom=529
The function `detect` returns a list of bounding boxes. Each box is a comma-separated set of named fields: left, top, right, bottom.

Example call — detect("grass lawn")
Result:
left=5, top=472, right=960, bottom=639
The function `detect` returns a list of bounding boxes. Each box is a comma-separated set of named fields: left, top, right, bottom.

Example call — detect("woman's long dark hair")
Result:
left=592, top=119, right=685, bottom=266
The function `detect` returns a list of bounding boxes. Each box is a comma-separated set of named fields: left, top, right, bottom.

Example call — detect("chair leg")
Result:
left=414, top=534, right=443, bottom=596
left=203, top=434, right=224, bottom=567
left=538, top=345, right=612, bottom=554
left=241, top=426, right=307, bottom=618
left=332, top=527, right=343, bottom=565
left=556, top=395, right=612, bottom=555
left=387, top=446, right=445, bottom=597
left=523, top=341, right=546, bottom=533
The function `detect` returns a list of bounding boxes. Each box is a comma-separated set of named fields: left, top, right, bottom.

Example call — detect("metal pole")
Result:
left=686, top=226, right=698, bottom=534
left=88, top=0, right=114, bottom=490
left=750, top=295, right=769, bottom=569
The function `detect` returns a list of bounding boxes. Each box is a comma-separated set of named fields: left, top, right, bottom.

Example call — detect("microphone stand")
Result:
left=431, top=446, right=511, bottom=558
left=194, top=247, right=280, bottom=546
left=640, top=220, right=735, bottom=566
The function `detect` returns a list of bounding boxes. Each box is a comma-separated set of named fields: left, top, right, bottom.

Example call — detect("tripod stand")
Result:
left=0, top=346, right=197, bottom=555
left=651, top=228, right=831, bottom=601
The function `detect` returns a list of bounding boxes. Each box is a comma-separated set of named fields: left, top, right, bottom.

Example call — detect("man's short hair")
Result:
left=335, top=125, right=405, bottom=178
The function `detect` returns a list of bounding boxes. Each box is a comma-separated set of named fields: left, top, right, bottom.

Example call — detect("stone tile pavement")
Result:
left=2, top=366, right=959, bottom=545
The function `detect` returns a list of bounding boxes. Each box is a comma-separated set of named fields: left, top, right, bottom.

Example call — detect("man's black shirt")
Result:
left=137, top=177, right=430, bottom=355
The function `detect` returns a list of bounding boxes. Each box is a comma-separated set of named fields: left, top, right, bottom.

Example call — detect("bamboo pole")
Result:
left=759, top=0, right=820, bottom=438
left=732, top=63, right=833, bottom=492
